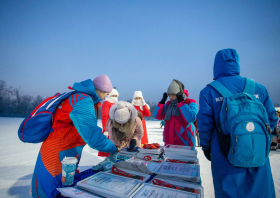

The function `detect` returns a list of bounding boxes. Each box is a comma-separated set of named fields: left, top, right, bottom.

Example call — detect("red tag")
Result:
left=144, top=156, right=152, bottom=161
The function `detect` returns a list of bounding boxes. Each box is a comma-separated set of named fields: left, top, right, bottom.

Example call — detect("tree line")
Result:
left=0, top=80, right=158, bottom=120
left=0, top=80, right=44, bottom=117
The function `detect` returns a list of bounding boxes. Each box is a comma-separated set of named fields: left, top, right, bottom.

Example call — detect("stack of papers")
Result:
left=118, top=147, right=138, bottom=159
left=129, top=183, right=200, bottom=198
left=165, top=156, right=199, bottom=164
left=155, top=162, right=200, bottom=183
left=164, top=145, right=197, bottom=158
left=138, top=147, right=163, bottom=155
left=135, top=147, right=163, bottom=162
left=135, top=153, right=163, bottom=162
left=149, top=177, right=204, bottom=198
left=76, top=172, right=142, bottom=198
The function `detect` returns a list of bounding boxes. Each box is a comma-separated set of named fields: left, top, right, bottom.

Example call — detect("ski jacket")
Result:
left=154, top=97, right=198, bottom=146
left=101, top=100, right=115, bottom=132
left=134, top=105, right=150, bottom=144
left=31, top=79, right=117, bottom=198
left=197, top=49, right=278, bottom=198
left=99, top=100, right=115, bottom=157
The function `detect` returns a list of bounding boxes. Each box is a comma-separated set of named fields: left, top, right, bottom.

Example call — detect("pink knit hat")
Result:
left=93, top=75, right=113, bottom=92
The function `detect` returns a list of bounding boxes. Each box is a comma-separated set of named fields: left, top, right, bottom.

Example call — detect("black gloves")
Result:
left=127, top=139, right=137, bottom=152
left=176, top=92, right=184, bottom=103
left=159, top=92, right=168, bottom=104
left=274, top=126, right=279, bottom=136
left=203, top=148, right=211, bottom=161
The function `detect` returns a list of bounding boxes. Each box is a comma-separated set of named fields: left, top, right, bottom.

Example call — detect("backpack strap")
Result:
left=208, top=81, right=232, bottom=98
left=243, top=78, right=255, bottom=95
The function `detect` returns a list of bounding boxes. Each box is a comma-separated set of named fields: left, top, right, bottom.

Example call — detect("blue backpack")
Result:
left=209, top=78, right=272, bottom=168
left=18, top=91, right=76, bottom=143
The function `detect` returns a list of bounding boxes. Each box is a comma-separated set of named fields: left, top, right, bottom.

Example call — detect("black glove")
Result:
left=127, top=139, right=137, bottom=152
left=274, top=126, right=279, bottom=136
left=203, top=148, right=211, bottom=161
left=159, top=92, right=168, bottom=104
left=176, top=92, right=184, bottom=103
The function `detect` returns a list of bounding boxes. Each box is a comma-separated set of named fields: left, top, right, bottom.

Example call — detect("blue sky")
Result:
left=0, top=1, right=280, bottom=104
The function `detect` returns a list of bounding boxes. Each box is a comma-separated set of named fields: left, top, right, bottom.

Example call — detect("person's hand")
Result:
left=117, top=141, right=127, bottom=151
left=203, top=148, right=211, bottom=161
left=176, top=92, right=184, bottom=103
left=159, top=93, right=168, bottom=104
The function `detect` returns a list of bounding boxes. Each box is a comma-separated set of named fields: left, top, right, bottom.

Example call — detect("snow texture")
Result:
left=0, top=117, right=279, bottom=198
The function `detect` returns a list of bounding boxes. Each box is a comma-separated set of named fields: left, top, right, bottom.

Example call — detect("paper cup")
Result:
left=61, top=157, right=78, bottom=186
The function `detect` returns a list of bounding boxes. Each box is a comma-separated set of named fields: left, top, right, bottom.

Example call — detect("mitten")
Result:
left=91, top=153, right=118, bottom=171
left=176, top=92, right=184, bottom=103
left=127, top=139, right=137, bottom=152
left=159, top=93, right=168, bottom=104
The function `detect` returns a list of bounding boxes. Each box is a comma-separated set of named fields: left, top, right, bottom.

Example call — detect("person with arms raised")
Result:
left=154, top=80, right=197, bottom=146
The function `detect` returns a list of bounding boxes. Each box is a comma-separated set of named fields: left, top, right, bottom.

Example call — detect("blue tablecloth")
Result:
left=56, top=169, right=100, bottom=198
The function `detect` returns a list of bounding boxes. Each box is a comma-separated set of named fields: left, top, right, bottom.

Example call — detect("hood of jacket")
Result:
left=72, top=79, right=101, bottom=104
left=213, top=48, right=240, bottom=80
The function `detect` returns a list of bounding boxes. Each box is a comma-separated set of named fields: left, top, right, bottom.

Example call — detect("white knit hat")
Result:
left=133, top=91, right=143, bottom=99
left=108, top=89, right=119, bottom=97
left=114, top=108, right=130, bottom=124
left=109, top=101, right=137, bottom=124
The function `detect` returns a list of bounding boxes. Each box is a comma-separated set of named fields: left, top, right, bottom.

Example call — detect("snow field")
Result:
left=0, top=117, right=279, bottom=198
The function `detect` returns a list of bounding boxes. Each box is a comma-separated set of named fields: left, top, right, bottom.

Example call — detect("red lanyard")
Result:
left=166, top=159, right=197, bottom=164
left=111, top=167, right=144, bottom=180
left=152, top=179, right=173, bottom=188
left=152, top=179, right=199, bottom=194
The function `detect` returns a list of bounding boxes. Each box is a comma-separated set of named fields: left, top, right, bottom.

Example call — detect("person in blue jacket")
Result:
left=31, top=75, right=121, bottom=198
left=197, top=49, right=278, bottom=198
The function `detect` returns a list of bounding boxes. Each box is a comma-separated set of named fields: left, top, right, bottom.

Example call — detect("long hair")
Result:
left=110, top=118, right=136, bottom=145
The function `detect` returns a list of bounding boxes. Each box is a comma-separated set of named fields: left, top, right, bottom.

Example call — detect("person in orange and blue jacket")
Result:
left=31, top=75, right=121, bottom=198
left=154, top=79, right=198, bottom=146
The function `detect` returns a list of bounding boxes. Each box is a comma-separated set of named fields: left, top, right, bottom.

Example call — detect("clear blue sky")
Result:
left=1, top=1, right=280, bottom=104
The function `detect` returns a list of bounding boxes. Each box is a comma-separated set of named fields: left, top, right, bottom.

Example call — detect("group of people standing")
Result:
left=29, top=48, right=278, bottom=198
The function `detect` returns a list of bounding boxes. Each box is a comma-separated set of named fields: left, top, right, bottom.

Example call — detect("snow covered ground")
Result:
left=0, top=117, right=279, bottom=198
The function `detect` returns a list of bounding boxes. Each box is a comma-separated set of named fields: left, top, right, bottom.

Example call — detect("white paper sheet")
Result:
left=77, top=172, right=142, bottom=198
left=56, top=187, right=102, bottom=198
left=129, top=184, right=200, bottom=198
left=156, top=162, right=200, bottom=180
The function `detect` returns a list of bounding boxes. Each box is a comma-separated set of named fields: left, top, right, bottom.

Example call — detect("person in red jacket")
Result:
left=98, top=88, right=119, bottom=157
left=132, top=91, right=151, bottom=146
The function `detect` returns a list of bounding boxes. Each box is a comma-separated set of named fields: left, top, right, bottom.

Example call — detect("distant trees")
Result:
left=0, top=80, right=44, bottom=117
left=0, top=79, right=159, bottom=119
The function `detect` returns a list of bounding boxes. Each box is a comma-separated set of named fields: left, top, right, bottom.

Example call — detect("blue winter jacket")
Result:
left=197, top=49, right=278, bottom=198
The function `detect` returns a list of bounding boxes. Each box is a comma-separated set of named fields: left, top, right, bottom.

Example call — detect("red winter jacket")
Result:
left=134, top=105, right=151, bottom=145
